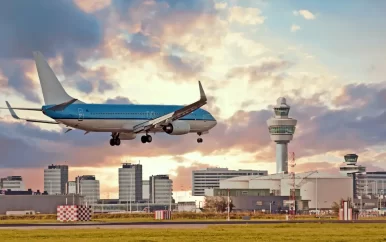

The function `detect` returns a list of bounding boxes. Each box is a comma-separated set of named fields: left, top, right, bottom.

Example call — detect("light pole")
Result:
left=227, top=189, right=230, bottom=221
left=169, top=181, right=172, bottom=212
left=315, top=177, right=318, bottom=215
left=130, top=172, right=132, bottom=213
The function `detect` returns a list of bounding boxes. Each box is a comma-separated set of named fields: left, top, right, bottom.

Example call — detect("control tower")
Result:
left=339, top=154, right=366, bottom=198
left=267, top=97, right=297, bottom=174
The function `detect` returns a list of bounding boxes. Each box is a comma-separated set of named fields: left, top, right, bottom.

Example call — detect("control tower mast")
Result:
left=267, top=97, right=297, bottom=174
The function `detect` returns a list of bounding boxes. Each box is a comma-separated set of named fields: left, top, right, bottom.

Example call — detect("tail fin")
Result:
left=33, top=51, right=82, bottom=105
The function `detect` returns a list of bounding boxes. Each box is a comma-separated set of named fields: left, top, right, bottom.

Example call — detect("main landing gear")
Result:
left=141, top=134, right=152, bottom=143
left=110, top=133, right=121, bottom=146
left=197, top=132, right=203, bottom=143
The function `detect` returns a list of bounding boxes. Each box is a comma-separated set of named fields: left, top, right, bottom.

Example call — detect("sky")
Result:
left=1, top=0, right=386, bottom=201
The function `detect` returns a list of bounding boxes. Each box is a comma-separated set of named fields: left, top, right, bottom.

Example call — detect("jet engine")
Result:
left=163, top=120, right=191, bottom=135
left=120, top=132, right=137, bottom=140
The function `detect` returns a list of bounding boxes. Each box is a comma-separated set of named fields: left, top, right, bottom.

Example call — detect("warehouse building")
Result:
left=0, top=194, right=84, bottom=214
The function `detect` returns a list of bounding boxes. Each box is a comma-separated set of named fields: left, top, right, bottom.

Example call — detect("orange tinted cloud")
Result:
left=170, top=162, right=212, bottom=191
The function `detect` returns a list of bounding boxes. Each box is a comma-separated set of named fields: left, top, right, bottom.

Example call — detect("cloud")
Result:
left=0, top=0, right=102, bottom=59
left=170, top=162, right=212, bottom=190
left=105, top=96, right=135, bottom=104
left=74, top=0, right=112, bottom=13
left=65, top=66, right=119, bottom=95
left=162, top=54, right=204, bottom=79
left=0, top=62, right=41, bottom=103
left=126, top=32, right=161, bottom=58
left=291, top=24, right=301, bottom=32
left=293, top=10, right=316, bottom=20
left=226, top=58, right=293, bottom=84
left=228, top=7, right=265, bottom=25
left=0, top=0, right=103, bottom=102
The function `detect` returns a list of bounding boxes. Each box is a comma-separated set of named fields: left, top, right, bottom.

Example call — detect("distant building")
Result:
left=149, top=175, right=173, bottom=204
left=0, top=194, right=84, bottom=214
left=192, top=168, right=268, bottom=196
left=356, top=172, right=386, bottom=198
left=75, top=175, right=100, bottom=204
left=44, top=164, right=68, bottom=195
left=142, top=180, right=150, bottom=200
left=0, top=176, right=25, bottom=191
left=66, top=181, right=76, bottom=194
left=208, top=171, right=353, bottom=210
left=119, top=163, right=142, bottom=202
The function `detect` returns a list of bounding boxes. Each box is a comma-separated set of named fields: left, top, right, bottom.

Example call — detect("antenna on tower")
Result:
left=289, top=151, right=296, bottom=219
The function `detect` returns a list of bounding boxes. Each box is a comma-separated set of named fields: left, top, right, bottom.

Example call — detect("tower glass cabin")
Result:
left=267, top=97, right=297, bottom=174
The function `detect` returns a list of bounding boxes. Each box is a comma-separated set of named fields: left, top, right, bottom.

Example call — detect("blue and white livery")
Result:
left=3, top=52, right=217, bottom=146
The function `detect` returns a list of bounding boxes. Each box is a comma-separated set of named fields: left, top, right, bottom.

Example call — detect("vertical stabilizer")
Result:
left=33, top=51, right=81, bottom=105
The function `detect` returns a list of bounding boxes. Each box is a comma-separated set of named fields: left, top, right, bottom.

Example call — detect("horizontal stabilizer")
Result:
left=5, top=101, right=59, bottom=124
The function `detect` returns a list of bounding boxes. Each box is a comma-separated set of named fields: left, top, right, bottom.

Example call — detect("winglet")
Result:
left=5, top=101, right=20, bottom=120
left=198, top=80, right=207, bottom=102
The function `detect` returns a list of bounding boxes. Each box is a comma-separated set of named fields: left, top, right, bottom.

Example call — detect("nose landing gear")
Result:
left=197, top=132, right=203, bottom=143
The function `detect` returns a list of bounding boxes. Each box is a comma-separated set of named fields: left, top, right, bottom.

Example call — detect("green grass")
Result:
left=1, top=224, right=386, bottom=241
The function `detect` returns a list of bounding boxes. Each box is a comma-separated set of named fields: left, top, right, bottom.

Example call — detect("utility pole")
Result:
left=169, top=180, right=172, bottom=211
left=227, top=189, right=230, bottom=221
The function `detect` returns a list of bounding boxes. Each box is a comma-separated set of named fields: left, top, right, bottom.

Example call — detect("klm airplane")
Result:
left=3, top=52, right=217, bottom=146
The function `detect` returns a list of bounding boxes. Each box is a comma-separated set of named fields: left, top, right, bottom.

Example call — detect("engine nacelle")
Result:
left=120, top=132, right=137, bottom=140
left=163, top=120, right=191, bottom=135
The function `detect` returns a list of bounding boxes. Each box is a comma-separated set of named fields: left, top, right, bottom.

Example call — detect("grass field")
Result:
left=1, top=224, right=386, bottom=241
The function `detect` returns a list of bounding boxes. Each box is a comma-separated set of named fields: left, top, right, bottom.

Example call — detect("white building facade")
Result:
left=192, top=168, right=268, bottom=196
left=76, top=175, right=100, bottom=204
left=0, top=176, right=25, bottom=191
left=119, top=163, right=142, bottom=202
left=150, top=175, right=173, bottom=204
left=142, top=180, right=150, bottom=200
left=44, top=164, right=68, bottom=195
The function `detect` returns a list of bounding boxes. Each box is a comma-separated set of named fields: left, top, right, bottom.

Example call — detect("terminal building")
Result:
left=192, top=168, right=268, bottom=196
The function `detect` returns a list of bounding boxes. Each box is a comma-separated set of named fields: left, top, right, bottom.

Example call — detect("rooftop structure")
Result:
left=267, top=97, right=297, bottom=174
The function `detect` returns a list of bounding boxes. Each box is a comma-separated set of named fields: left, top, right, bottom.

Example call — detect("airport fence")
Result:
left=0, top=212, right=338, bottom=221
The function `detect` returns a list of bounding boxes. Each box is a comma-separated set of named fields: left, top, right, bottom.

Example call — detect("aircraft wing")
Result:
left=5, top=101, right=59, bottom=124
left=133, top=81, right=207, bottom=133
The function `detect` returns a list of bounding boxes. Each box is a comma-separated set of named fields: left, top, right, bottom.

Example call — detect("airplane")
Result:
left=2, top=51, right=217, bottom=146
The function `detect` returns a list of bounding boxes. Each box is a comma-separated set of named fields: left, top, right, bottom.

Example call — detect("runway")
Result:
left=1, top=220, right=386, bottom=230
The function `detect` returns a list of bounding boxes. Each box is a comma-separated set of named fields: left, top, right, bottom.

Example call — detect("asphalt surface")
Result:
left=1, top=220, right=386, bottom=229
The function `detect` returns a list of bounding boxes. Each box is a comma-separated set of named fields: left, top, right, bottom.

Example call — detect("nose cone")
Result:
left=211, top=116, right=217, bottom=128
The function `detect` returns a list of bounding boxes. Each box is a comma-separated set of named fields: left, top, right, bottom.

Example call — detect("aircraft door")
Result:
left=78, top=108, right=84, bottom=121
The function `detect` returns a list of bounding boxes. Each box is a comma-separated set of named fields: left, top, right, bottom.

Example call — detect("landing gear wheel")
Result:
left=197, top=138, right=203, bottom=143
left=110, top=139, right=115, bottom=146
left=115, top=138, right=121, bottom=146
left=146, top=135, right=152, bottom=143
left=141, top=136, right=147, bottom=143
